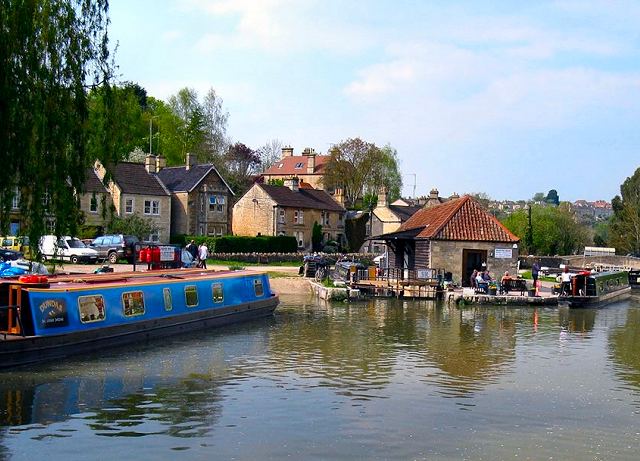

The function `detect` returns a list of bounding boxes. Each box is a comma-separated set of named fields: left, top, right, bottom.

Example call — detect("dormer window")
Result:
left=277, top=163, right=284, bottom=169
left=294, top=162, right=304, bottom=169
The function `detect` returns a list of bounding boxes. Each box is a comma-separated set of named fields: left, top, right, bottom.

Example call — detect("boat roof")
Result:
left=4, top=269, right=268, bottom=292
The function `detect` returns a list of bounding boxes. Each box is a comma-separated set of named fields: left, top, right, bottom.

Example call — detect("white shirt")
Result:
left=561, top=272, right=571, bottom=283
left=198, top=245, right=209, bottom=260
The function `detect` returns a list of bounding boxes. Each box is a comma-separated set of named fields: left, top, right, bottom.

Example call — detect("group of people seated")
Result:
left=470, top=268, right=526, bottom=295
left=470, top=269, right=493, bottom=293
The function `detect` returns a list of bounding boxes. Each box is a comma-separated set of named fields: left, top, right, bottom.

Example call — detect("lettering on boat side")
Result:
left=38, top=299, right=69, bottom=328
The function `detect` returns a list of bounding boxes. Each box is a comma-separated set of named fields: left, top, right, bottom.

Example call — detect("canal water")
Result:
left=1, top=293, right=640, bottom=460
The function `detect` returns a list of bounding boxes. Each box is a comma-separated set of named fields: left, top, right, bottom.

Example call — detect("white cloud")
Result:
left=162, top=30, right=183, bottom=42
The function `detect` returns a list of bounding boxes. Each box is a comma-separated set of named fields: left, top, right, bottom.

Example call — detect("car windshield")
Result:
left=66, top=238, right=86, bottom=249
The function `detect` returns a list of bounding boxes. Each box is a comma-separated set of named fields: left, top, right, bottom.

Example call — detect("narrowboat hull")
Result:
left=559, top=286, right=631, bottom=308
left=0, top=269, right=279, bottom=369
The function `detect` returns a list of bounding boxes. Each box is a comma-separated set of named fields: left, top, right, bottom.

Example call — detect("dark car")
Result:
left=90, top=234, right=139, bottom=264
left=0, top=248, right=23, bottom=262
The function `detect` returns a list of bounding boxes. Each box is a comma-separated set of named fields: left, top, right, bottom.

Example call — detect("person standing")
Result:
left=186, top=240, right=198, bottom=261
left=198, top=242, right=209, bottom=269
left=532, top=260, right=541, bottom=296
left=560, top=267, right=572, bottom=296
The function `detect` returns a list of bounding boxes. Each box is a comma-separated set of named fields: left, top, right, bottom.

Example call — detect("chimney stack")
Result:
left=281, top=146, right=294, bottom=158
left=145, top=154, right=156, bottom=174
left=284, top=177, right=299, bottom=192
left=186, top=152, right=196, bottom=170
left=377, top=187, right=387, bottom=208
left=156, top=155, right=166, bottom=172
left=306, top=152, right=316, bottom=174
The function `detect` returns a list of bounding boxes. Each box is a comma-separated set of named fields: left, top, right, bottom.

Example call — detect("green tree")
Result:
left=545, top=189, right=560, bottom=206
left=202, top=88, right=230, bottom=160
left=609, top=167, right=640, bottom=255
left=87, top=83, right=148, bottom=165
left=322, top=138, right=402, bottom=208
left=312, top=222, right=323, bottom=252
left=502, top=204, right=588, bottom=256
left=0, top=0, right=112, bottom=252
left=107, top=214, right=158, bottom=240
left=532, top=192, right=545, bottom=202
left=168, top=88, right=206, bottom=160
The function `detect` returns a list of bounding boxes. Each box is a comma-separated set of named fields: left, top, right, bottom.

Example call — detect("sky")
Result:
left=108, top=0, right=640, bottom=202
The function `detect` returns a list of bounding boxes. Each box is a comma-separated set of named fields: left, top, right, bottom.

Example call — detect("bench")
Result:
left=500, top=278, right=527, bottom=295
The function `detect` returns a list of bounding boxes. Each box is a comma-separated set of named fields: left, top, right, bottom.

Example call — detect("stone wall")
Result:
left=232, top=186, right=276, bottom=237
left=431, top=240, right=519, bottom=284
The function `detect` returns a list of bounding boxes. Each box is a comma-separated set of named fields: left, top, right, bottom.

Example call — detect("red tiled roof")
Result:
left=398, top=195, right=519, bottom=242
left=263, top=155, right=329, bottom=176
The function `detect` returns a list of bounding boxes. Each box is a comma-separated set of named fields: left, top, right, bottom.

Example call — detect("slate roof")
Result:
left=262, top=155, right=329, bottom=176
left=389, top=195, right=519, bottom=242
left=112, top=162, right=169, bottom=196
left=157, top=164, right=234, bottom=194
left=389, top=205, right=421, bottom=222
left=258, top=183, right=344, bottom=212
left=83, top=168, right=108, bottom=194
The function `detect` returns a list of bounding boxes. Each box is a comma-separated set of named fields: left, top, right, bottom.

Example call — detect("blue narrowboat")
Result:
left=558, top=270, right=630, bottom=308
left=0, top=268, right=279, bottom=368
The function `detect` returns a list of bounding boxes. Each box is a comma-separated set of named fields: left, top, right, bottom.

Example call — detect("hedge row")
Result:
left=171, top=235, right=298, bottom=253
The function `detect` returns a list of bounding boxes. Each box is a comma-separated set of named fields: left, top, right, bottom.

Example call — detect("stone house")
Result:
left=157, top=153, right=234, bottom=238
left=261, top=146, right=329, bottom=191
left=378, top=195, right=520, bottom=286
left=95, top=157, right=171, bottom=243
left=77, top=168, right=110, bottom=231
left=232, top=178, right=346, bottom=251
left=366, top=188, right=421, bottom=254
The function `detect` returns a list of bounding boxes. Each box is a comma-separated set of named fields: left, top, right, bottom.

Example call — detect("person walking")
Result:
left=198, top=242, right=209, bottom=269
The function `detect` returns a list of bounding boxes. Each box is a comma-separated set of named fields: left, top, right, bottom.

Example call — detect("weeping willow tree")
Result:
left=0, top=0, right=115, bottom=255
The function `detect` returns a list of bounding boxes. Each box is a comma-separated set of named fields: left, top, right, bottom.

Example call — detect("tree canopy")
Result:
left=609, top=167, right=640, bottom=255
left=501, top=204, right=589, bottom=256
left=0, top=0, right=113, bottom=249
left=322, top=138, right=402, bottom=208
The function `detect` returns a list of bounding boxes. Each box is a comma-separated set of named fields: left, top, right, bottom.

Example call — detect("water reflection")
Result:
left=609, top=307, right=640, bottom=392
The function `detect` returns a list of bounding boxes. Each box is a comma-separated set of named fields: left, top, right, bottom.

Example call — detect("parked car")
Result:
left=0, top=235, right=31, bottom=258
left=0, top=248, right=23, bottom=262
left=39, top=235, right=98, bottom=264
left=89, top=234, right=139, bottom=263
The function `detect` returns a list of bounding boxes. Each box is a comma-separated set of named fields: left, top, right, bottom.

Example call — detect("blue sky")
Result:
left=108, top=0, right=640, bottom=202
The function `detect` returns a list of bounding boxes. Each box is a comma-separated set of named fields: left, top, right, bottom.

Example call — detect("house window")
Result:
left=11, top=187, right=20, bottom=210
left=125, top=198, right=134, bottom=214
left=78, top=295, right=106, bottom=323
left=148, top=231, right=160, bottom=243
left=217, top=195, right=225, bottom=212
left=144, top=199, right=160, bottom=215
left=216, top=226, right=223, bottom=237
left=294, top=209, right=304, bottom=224
left=90, top=194, right=98, bottom=213
left=322, top=212, right=330, bottom=226
left=209, top=195, right=217, bottom=211
left=295, top=231, right=304, bottom=248
left=294, top=162, right=304, bottom=169
left=279, top=209, right=285, bottom=224
left=122, top=291, right=145, bottom=317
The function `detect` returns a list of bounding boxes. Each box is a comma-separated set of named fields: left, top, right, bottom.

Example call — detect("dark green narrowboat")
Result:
left=559, top=270, right=630, bottom=308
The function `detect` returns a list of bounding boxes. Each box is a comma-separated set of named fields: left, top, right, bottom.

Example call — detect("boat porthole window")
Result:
left=122, top=291, right=145, bottom=317
left=78, top=295, right=106, bottom=323
left=254, top=279, right=264, bottom=297
left=185, top=285, right=199, bottom=307
left=212, top=283, right=223, bottom=303
left=163, top=288, right=173, bottom=311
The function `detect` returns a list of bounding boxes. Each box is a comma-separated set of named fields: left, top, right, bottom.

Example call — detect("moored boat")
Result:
left=0, top=268, right=279, bottom=368
left=558, top=270, right=630, bottom=308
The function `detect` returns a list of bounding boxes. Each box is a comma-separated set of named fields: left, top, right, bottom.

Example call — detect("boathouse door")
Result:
left=462, top=249, right=487, bottom=287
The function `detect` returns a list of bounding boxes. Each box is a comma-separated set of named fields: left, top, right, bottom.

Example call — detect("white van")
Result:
left=39, top=235, right=98, bottom=264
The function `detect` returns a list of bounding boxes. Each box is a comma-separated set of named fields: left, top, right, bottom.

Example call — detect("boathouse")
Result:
left=377, top=195, right=520, bottom=287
